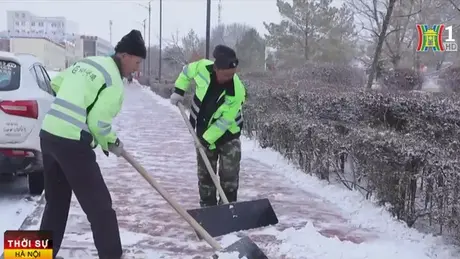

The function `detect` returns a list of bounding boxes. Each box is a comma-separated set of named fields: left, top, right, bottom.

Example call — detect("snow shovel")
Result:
left=177, top=103, right=279, bottom=238
left=121, top=150, right=269, bottom=259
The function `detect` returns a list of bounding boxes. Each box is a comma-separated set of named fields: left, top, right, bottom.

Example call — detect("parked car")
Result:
left=0, top=51, right=55, bottom=195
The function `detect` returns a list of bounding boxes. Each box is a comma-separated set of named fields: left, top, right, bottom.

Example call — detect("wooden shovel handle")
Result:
left=121, top=149, right=222, bottom=250
left=177, top=103, right=229, bottom=204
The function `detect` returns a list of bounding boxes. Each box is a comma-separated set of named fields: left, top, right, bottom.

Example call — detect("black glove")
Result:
left=107, top=138, right=124, bottom=157
left=195, top=137, right=210, bottom=150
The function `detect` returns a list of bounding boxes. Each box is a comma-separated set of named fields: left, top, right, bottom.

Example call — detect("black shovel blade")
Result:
left=212, top=235, right=269, bottom=259
left=187, top=198, right=278, bottom=238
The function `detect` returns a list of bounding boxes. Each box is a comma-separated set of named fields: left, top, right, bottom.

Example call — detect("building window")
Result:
left=21, top=13, right=25, bottom=18
left=15, top=22, right=19, bottom=26
left=31, top=22, right=35, bottom=26
left=39, top=22, right=43, bottom=27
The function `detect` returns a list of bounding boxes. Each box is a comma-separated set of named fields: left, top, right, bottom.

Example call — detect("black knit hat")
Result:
left=115, top=29, right=147, bottom=59
left=213, top=44, right=238, bottom=69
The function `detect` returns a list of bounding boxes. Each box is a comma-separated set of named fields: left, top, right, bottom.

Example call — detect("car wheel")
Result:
left=28, top=171, right=44, bottom=195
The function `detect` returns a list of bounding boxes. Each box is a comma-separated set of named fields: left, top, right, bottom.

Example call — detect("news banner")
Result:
left=2, top=231, right=52, bottom=259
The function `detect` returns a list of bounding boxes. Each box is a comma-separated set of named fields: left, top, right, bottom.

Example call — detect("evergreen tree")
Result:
left=264, top=0, right=357, bottom=65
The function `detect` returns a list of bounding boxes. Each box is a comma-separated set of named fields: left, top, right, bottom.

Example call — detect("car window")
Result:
left=32, top=65, right=50, bottom=93
left=38, top=66, right=54, bottom=95
left=0, top=60, right=20, bottom=91
left=29, top=66, right=38, bottom=81
left=40, top=66, right=51, bottom=82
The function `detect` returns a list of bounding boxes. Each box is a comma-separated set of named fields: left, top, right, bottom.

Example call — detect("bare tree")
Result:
left=383, top=0, right=421, bottom=68
left=366, top=0, right=398, bottom=88
left=447, top=0, right=460, bottom=12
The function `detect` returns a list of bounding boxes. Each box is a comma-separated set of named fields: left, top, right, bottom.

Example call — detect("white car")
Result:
left=0, top=51, right=55, bottom=195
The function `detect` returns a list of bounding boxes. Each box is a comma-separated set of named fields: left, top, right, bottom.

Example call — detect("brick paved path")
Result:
left=21, top=85, right=376, bottom=259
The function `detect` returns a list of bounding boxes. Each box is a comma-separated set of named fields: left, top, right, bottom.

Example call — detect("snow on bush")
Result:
left=439, top=65, right=460, bottom=92
left=381, top=68, right=424, bottom=91
left=149, top=65, right=460, bottom=240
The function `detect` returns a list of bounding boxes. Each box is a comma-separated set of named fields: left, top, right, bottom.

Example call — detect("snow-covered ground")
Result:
left=1, top=84, right=458, bottom=258
left=0, top=177, right=42, bottom=252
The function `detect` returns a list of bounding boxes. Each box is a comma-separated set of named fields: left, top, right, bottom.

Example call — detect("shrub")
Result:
left=439, top=66, right=460, bottom=92
left=241, top=77, right=460, bottom=238
left=381, top=68, right=423, bottom=91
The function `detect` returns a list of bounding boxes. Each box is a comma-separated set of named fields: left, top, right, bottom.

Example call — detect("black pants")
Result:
left=39, top=131, right=122, bottom=259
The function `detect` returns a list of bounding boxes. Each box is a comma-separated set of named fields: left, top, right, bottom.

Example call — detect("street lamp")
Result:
left=206, top=0, right=211, bottom=59
left=158, top=0, right=163, bottom=82
left=136, top=1, right=152, bottom=76
left=135, top=19, right=147, bottom=75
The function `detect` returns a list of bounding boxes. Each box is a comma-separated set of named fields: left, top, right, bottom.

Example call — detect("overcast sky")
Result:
left=0, top=0, right=282, bottom=46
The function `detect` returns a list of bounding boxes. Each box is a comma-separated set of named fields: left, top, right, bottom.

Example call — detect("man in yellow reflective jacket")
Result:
left=170, top=45, right=246, bottom=207
left=38, top=30, right=146, bottom=259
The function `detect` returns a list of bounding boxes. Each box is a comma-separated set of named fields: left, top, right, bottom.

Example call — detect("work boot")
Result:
left=199, top=197, right=217, bottom=208
left=200, top=201, right=216, bottom=208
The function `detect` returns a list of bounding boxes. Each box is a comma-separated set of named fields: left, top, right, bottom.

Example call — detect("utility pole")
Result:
left=109, top=20, right=113, bottom=45
left=205, top=0, right=211, bottom=58
left=141, top=19, right=146, bottom=46
left=137, top=19, right=147, bottom=75
left=218, top=0, right=222, bottom=25
left=148, top=1, right=152, bottom=77
left=135, top=1, right=152, bottom=77
left=158, top=0, right=162, bottom=82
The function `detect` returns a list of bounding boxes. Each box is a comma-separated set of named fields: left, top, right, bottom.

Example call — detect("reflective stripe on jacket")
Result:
left=41, top=56, right=124, bottom=152
left=174, top=58, right=245, bottom=150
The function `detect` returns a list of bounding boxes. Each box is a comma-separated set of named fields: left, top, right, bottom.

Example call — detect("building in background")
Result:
left=61, top=39, right=79, bottom=67
left=9, top=37, right=66, bottom=70
left=0, top=38, right=10, bottom=52
left=76, top=35, right=114, bottom=57
left=96, top=37, right=113, bottom=56
left=1, top=10, right=112, bottom=67
left=5, top=10, right=78, bottom=42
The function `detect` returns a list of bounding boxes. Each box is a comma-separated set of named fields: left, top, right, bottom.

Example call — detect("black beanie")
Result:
left=213, top=44, right=238, bottom=69
left=115, top=29, right=147, bottom=59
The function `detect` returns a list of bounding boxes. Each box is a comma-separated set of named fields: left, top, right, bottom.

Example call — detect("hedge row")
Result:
left=243, top=73, right=460, bottom=238
left=440, top=65, right=460, bottom=92
left=149, top=65, right=460, bottom=240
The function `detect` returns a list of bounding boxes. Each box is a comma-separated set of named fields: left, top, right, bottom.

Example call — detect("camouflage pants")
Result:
left=196, top=138, right=241, bottom=207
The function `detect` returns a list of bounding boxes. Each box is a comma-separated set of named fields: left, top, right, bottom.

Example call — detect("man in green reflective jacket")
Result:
left=38, top=30, right=146, bottom=259
left=170, top=45, right=246, bottom=207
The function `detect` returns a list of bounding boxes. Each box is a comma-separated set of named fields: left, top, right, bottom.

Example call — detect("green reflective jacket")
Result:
left=174, top=58, right=245, bottom=150
left=41, top=56, right=124, bottom=152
